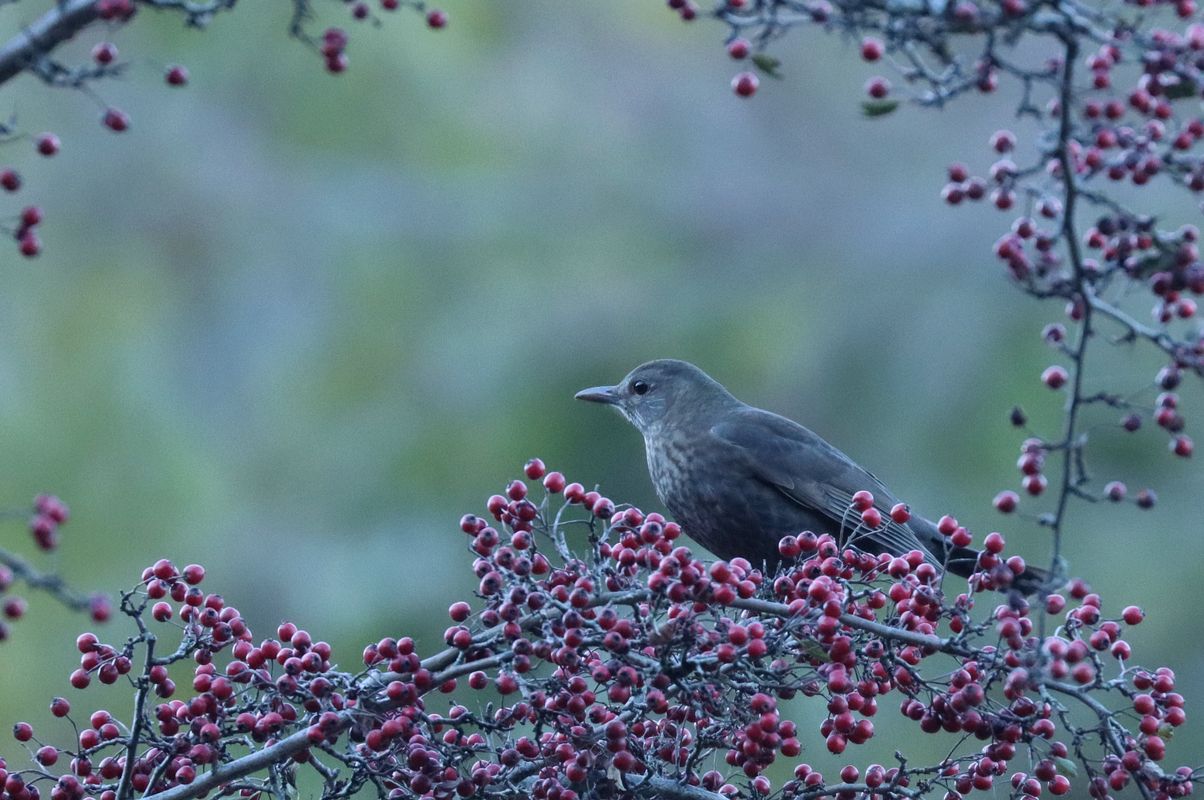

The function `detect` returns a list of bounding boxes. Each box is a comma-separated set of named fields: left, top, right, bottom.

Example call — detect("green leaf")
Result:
left=1053, top=756, right=1079, bottom=778
left=751, top=53, right=783, bottom=78
left=861, top=99, right=900, bottom=117
left=799, top=638, right=831, bottom=663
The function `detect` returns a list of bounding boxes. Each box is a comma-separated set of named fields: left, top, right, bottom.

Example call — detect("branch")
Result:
left=0, top=545, right=94, bottom=611
left=0, top=0, right=101, bottom=88
left=729, top=595, right=970, bottom=656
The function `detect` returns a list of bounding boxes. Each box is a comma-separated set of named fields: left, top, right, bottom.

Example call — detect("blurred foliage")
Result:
left=0, top=0, right=1199, bottom=786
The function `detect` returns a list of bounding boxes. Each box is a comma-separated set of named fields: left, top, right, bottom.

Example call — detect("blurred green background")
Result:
left=0, top=0, right=1200, bottom=786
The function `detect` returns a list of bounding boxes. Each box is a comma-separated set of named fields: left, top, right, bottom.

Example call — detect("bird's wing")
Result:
left=710, top=407, right=940, bottom=564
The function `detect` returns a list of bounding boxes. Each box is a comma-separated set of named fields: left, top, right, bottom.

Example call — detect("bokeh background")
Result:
left=0, top=0, right=1200, bottom=787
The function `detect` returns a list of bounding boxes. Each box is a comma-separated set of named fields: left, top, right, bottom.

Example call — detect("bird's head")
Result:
left=575, top=359, right=738, bottom=436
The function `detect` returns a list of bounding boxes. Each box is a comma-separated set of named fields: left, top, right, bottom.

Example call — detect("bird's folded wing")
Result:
left=710, top=408, right=940, bottom=564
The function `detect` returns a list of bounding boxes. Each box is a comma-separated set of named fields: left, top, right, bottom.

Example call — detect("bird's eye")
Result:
left=631, top=380, right=650, bottom=396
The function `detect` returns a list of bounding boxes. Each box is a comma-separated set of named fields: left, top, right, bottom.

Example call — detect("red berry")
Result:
left=165, top=65, right=189, bottom=86
left=1042, top=365, right=1068, bottom=389
left=990, top=129, right=1016, bottom=152
left=865, top=76, right=891, bottom=98
left=732, top=71, right=759, bottom=97
left=18, top=232, right=40, bottom=258
left=89, top=594, right=112, bottom=621
left=889, top=503, right=910, bottom=523
left=937, top=515, right=958, bottom=535
left=727, top=38, right=750, bottom=59
left=102, top=108, right=129, bottom=132
left=326, top=52, right=349, bottom=74
left=35, top=133, right=60, bottom=156
left=993, top=490, right=1018, bottom=513
left=523, top=458, right=545, bottom=479
left=860, top=36, right=884, bottom=61
left=12, top=722, right=32, bottom=741
left=426, top=9, right=447, bottom=28
left=91, top=42, right=117, bottom=64
left=542, top=471, right=565, bottom=493
left=860, top=507, right=882, bottom=528
left=1171, top=434, right=1193, bottom=457
left=1023, top=473, right=1047, bottom=496
left=1, top=169, right=20, bottom=191
left=1122, top=605, right=1144, bottom=625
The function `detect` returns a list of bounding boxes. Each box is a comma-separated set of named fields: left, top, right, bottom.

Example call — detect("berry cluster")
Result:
left=683, top=3, right=1204, bottom=524
left=0, top=0, right=446, bottom=257
left=0, top=494, right=109, bottom=645
left=0, top=465, right=1195, bottom=800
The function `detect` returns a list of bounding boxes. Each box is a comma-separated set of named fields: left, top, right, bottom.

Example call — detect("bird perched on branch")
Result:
left=576, top=358, right=1049, bottom=594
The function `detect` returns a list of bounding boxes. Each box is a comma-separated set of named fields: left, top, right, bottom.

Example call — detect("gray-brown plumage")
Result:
left=576, top=359, right=1047, bottom=594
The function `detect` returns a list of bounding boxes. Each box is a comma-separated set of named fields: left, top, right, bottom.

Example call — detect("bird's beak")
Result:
left=575, top=385, right=621, bottom=405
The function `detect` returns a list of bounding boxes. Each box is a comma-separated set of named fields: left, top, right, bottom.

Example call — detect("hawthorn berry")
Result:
left=732, top=71, right=759, bottom=97
left=860, top=36, right=884, bottom=61
left=35, top=133, right=60, bottom=156
left=165, top=65, right=189, bottom=86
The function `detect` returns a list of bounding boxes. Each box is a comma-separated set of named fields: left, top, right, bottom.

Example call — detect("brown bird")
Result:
left=576, top=359, right=1048, bottom=594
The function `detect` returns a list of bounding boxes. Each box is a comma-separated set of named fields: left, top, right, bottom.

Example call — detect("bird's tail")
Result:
left=943, top=542, right=1063, bottom=596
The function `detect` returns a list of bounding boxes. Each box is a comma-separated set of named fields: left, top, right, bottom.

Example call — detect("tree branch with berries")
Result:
left=0, top=0, right=446, bottom=256
left=0, top=494, right=110, bottom=643
left=0, top=0, right=1202, bottom=799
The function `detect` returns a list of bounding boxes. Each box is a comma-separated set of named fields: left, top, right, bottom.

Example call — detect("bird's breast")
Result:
left=642, top=429, right=827, bottom=567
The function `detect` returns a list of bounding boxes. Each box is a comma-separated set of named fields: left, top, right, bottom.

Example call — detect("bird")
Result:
left=575, top=358, right=1049, bottom=594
